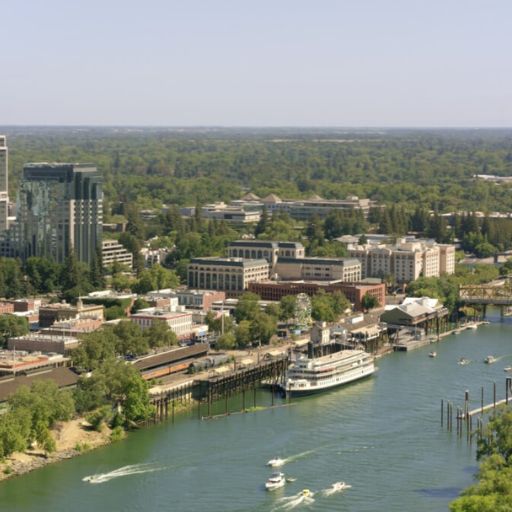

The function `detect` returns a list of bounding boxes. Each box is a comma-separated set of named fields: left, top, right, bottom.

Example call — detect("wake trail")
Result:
left=273, top=493, right=315, bottom=511
left=83, top=463, right=165, bottom=484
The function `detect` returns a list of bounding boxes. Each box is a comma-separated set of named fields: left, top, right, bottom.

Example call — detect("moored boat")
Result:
left=504, top=366, right=512, bottom=372
left=458, top=357, right=470, bottom=366
left=429, top=351, right=437, bottom=358
left=284, top=349, right=375, bottom=397
left=484, top=355, right=497, bottom=364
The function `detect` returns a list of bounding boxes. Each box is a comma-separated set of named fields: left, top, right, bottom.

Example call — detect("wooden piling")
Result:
left=441, top=399, right=444, bottom=427
left=481, top=386, right=484, bottom=415
left=493, top=382, right=496, bottom=410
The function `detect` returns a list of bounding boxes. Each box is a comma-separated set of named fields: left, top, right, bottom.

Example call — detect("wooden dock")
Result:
left=441, top=378, right=512, bottom=443
left=148, top=353, right=289, bottom=423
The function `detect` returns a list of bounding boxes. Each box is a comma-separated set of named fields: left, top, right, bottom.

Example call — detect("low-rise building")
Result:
left=173, top=289, right=226, bottom=311
left=8, top=333, right=80, bottom=354
left=187, top=257, right=270, bottom=296
left=38, top=300, right=104, bottom=328
left=248, top=280, right=385, bottom=311
left=42, top=317, right=103, bottom=337
left=0, top=301, right=14, bottom=314
left=275, top=257, right=361, bottom=282
left=130, top=308, right=194, bottom=339
left=0, top=349, right=69, bottom=376
left=227, top=240, right=305, bottom=270
left=181, top=203, right=261, bottom=225
left=102, top=239, right=133, bottom=270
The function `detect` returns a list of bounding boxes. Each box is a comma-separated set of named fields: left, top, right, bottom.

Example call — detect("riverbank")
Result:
left=0, top=418, right=113, bottom=482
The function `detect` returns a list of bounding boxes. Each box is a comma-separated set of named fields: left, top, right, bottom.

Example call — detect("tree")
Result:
left=234, top=292, right=261, bottom=323
left=113, top=321, right=148, bottom=356
left=0, top=315, right=29, bottom=346
left=279, top=295, right=297, bottom=321
left=216, top=332, right=236, bottom=349
left=265, top=302, right=281, bottom=319
left=119, top=232, right=145, bottom=275
left=235, top=320, right=252, bottom=347
left=362, top=293, right=379, bottom=311
left=255, top=206, right=268, bottom=236
left=143, top=321, right=178, bottom=349
left=249, top=312, right=277, bottom=345
left=73, top=327, right=118, bottom=371
left=125, top=204, right=145, bottom=240
left=75, top=360, right=153, bottom=426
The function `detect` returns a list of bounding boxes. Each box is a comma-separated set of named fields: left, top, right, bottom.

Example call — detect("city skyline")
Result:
left=2, top=0, right=512, bottom=127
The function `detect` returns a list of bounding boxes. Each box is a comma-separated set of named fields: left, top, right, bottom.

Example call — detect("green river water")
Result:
left=1, top=318, right=512, bottom=512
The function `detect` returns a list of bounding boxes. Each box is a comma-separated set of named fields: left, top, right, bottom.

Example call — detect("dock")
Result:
left=148, top=348, right=290, bottom=422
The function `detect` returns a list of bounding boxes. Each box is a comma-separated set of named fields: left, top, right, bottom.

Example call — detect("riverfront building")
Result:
left=14, top=163, right=103, bottom=264
left=187, top=257, right=270, bottom=296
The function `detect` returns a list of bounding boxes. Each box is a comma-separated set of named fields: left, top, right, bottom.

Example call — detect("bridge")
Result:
left=459, top=279, right=512, bottom=307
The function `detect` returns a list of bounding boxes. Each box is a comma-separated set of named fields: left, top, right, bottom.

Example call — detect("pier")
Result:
left=441, top=378, right=512, bottom=442
left=148, top=352, right=289, bottom=422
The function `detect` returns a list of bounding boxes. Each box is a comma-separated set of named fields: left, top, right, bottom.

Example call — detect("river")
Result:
left=1, top=318, right=512, bottom=512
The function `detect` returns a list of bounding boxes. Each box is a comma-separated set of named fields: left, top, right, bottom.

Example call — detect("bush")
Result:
left=110, top=426, right=126, bottom=443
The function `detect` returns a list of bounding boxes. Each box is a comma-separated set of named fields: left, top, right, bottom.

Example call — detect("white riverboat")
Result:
left=284, top=349, right=375, bottom=397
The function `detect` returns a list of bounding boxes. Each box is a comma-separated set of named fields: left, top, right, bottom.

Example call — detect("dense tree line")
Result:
left=6, top=128, right=512, bottom=215
left=450, top=409, right=512, bottom=511
left=73, top=320, right=177, bottom=371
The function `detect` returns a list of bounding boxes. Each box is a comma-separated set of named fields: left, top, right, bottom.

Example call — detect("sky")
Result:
left=1, top=0, right=512, bottom=127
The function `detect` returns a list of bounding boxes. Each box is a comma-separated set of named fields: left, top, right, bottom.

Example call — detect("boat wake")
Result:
left=273, top=492, right=315, bottom=510
left=321, top=481, right=352, bottom=496
left=82, top=463, right=165, bottom=484
left=267, top=450, right=315, bottom=468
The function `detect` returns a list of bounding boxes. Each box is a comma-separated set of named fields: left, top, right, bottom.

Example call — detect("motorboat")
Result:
left=504, top=367, right=512, bottom=372
left=458, top=357, right=470, bottom=366
left=267, top=458, right=285, bottom=467
left=468, top=324, right=478, bottom=330
left=265, top=472, right=286, bottom=491
left=484, top=355, right=497, bottom=364
left=330, top=481, right=352, bottom=492
left=429, top=351, right=437, bottom=358
left=301, top=489, right=312, bottom=498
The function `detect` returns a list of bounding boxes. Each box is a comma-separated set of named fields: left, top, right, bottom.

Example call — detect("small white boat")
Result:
left=331, top=481, right=352, bottom=492
left=484, top=355, right=497, bottom=364
left=429, top=351, right=437, bottom=358
left=504, top=367, right=512, bottom=372
left=468, top=324, right=478, bottom=330
left=458, top=358, right=470, bottom=366
left=267, top=458, right=285, bottom=467
left=265, top=472, right=286, bottom=491
left=301, top=489, right=312, bottom=498
left=286, top=477, right=297, bottom=482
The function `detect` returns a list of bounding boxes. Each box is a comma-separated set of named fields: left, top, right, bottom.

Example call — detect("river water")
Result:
left=1, top=318, right=512, bottom=512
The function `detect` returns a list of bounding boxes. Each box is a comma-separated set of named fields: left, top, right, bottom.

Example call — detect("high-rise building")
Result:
left=16, top=163, right=102, bottom=264
left=0, top=135, right=8, bottom=232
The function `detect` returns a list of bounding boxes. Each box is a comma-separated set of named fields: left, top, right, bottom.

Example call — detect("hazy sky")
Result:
left=2, top=0, right=511, bottom=126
